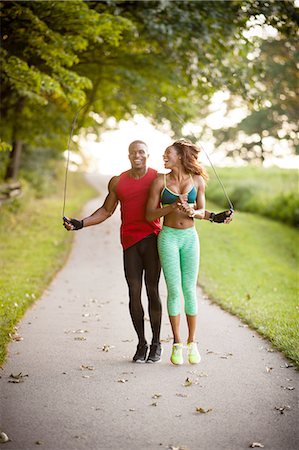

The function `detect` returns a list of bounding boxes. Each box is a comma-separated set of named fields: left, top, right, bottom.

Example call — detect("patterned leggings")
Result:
left=157, top=225, right=200, bottom=316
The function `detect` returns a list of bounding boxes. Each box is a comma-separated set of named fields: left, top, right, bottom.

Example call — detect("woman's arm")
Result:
left=145, top=176, right=178, bottom=221
left=180, top=175, right=206, bottom=220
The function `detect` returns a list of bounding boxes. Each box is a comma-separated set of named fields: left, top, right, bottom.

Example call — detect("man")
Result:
left=64, top=140, right=233, bottom=364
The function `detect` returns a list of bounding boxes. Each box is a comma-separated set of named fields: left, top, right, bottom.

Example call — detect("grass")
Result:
left=206, top=166, right=299, bottom=226
left=197, top=201, right=299, bottom=366
left=0, top=170, right=97, bottom=365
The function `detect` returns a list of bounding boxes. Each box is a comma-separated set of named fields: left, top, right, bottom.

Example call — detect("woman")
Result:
left=146, top=139, right=208, bottom=365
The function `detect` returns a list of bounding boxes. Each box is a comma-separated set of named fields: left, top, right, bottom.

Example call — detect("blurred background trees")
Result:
left=0, top=0, right=298, bottom=182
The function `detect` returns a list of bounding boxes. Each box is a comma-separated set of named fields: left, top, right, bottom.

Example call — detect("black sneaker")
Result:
left=132, top=343, right=148, bottom=363
left=147, top=343, right=163, bottom=363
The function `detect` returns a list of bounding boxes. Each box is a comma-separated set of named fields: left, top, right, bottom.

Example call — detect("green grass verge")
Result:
left=0, top=171, right=97, bottom=366
left=206, top=166, right=299, bottom=226
left=197, top=202, right=299, bottom=366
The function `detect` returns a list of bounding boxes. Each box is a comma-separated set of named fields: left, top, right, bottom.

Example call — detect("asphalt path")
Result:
left=1, top=173, right=298, bottom=450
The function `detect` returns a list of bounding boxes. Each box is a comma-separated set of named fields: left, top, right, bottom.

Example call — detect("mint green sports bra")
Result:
left=161, top=174, right=197, bottom=206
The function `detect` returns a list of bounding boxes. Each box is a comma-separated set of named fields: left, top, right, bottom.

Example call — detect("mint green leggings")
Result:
left=157, top=225, right=200, bottom=316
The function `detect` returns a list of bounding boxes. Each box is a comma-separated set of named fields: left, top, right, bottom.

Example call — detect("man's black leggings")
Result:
left=123, top=234, right=162, bottom=346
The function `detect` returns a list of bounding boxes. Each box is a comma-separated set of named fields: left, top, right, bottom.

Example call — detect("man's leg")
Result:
left=123, top=243, right=146, bottom=347
left=142, top=235, right=162, bottom=346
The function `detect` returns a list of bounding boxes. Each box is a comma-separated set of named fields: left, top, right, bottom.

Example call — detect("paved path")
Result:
left=1, top=174, right=298, bottom=450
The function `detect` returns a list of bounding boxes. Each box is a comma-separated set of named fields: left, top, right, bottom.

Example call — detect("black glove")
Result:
left=63, top=216, right=83, bottom=230
left=209, top=209, right=234, bottom=223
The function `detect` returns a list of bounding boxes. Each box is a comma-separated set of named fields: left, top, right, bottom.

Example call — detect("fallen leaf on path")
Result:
left=0, top=432, right=10, bottom=443
left=196, top=407, right=212, bottom=414
left=117, top=379, right=128, bottom=383
left=82, top=313, right=90, bottom=317
left=35, top=441, right=42, bottom=445
left=249, top=443, right=264, bottom=448
left=80, top=365, right=95, bottom=371
left=102, top=345, right=115, bottom=352
left=12, top=334, right=23, bottom=342
left=281, top=386, right=295, bottom=390
left=220, top=353, right=233, bottom=359
left=82, top=375, right=90, bottom=379
left=183, top=377, right=199, bottom=387
left=274, top=405, right=291, bottom=414
left=266, top=366, right=273, bottom=373
left=280, top=362, right=294, bottom=368
left=151, top=402, right=157, bottom=406
left=74, top=336, right=86, bottom=341
left=128, top=408, right=135, bottom=412
left=152, top=393, right=162, bottom=399
left=8, top=372, right=28, bottom=383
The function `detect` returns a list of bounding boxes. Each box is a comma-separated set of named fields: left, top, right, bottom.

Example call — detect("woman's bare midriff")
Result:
left=163, top=209, right=194, bottom=229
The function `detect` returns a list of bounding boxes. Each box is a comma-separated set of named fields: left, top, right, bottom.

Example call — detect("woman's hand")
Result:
left=177, top=195, right=195, bottom=217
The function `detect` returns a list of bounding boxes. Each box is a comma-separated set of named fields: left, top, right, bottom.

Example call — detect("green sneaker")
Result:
left=187, top=342, right=201, bottom=364
left=170, top=343, right=183, bottom=365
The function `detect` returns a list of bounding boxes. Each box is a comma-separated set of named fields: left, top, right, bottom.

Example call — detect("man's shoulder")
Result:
left=108, top=174, right=122, bottom=191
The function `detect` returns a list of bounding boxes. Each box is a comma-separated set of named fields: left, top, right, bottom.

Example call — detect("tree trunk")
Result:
left=4, top=98, right=25, bottom=181
left=4, top=139, right=23, bottom=181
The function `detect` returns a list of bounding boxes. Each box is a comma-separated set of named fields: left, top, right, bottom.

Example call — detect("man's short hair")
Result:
left=128, top=140, right=148, bottom=151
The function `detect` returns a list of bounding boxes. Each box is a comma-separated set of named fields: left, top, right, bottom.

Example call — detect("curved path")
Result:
left=1, top=174, right=298, bottom=450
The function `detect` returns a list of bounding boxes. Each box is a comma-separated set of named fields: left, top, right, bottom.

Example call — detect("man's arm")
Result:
left=63, top=176, right=119, bottom=231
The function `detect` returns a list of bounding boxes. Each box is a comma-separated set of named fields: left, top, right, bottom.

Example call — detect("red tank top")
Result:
left=116, top=168, right=161, bottom=250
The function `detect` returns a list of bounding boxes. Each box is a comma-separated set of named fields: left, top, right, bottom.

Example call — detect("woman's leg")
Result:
left=169, top=314, right=181, bottom=343
left=180, top=228, right=200, bottom=342
left=158, top=227, right=182, bottom=342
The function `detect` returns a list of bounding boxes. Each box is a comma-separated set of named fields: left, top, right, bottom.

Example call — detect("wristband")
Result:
left=209, top=212, right=215, bottom=222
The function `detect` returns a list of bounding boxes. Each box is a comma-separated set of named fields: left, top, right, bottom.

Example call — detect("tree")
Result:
left=1, top=0, right=298, bottom=180
left=0, top=0, right=132, bottom=179
left=211, top=30, right=298, bottom=164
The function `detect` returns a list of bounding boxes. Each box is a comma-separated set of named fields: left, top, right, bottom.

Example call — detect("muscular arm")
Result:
left=64, top=176, right=119, bottom=230
left=83, top=176, right=119, bottom=227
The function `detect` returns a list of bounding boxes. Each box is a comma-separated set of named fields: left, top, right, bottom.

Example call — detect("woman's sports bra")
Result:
left=161, top=174, right=197, bottom=206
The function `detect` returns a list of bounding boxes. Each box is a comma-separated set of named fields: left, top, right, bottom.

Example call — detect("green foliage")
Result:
left=1, top=0, right=298, bottom=181
left=0, top=139, right=12, bottom=152
left=197, top=202, right=299, bottom=366
left=212, top=32, right=299, bottom=163
left=206, top=166, right=299, bottom=226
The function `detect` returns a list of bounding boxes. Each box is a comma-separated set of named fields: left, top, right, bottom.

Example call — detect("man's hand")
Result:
left=63, top=217, right=83, bottom=231
left=210, top=209, right=234, bottom=224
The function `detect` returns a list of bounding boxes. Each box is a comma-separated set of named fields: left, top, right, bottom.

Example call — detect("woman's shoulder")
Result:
left=192, top=173, right=206, bottom=188
left=150, top=173, right=165, bottom=189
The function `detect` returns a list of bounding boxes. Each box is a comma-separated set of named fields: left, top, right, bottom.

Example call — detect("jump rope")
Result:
left=62, top=99, right=234, bottom=221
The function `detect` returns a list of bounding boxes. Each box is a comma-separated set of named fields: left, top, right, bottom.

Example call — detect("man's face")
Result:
left=128, top=143, right=149, bottom=170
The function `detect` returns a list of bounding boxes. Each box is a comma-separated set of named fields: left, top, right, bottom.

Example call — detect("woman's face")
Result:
left=163, top=146, right=180, bottom=170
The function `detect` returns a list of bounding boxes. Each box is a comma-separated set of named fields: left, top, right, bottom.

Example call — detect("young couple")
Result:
left=63, top=140, right=233, bottom=365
